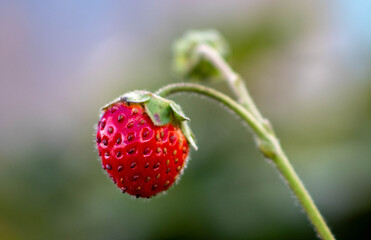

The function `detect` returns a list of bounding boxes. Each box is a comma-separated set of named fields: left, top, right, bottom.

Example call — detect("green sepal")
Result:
left=170, top=102, right=190, bottom=121
left=101, top=90, right=197, bottom=150
left=144, top=95, right=197, bottom=150
left=120, top=90, right=151, bottom=103
left=180, top=121, right=198, bottom=151
left=101, top=90, right=151, bottom=111
left=144, top=94, right=173, bottom=126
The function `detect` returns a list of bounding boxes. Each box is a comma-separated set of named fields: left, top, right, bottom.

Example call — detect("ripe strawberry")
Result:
left=96, top=91, right=197, bottom=198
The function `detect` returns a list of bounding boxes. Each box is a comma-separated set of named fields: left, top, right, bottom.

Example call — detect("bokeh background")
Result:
left=1, top=1, right=371, bottom=239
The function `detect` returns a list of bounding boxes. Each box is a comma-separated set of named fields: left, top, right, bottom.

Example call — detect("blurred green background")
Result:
left=1, top=1, right=370, bottom=239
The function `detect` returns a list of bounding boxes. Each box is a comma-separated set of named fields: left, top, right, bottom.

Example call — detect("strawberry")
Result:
left=96, top=91, right=197, bottom=198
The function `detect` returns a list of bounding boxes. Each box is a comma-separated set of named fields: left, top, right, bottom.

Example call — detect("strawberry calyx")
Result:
left=102, top=90, right=197, bottom=150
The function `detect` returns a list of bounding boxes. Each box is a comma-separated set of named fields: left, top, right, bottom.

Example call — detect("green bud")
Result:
left=173, top=29, right=229, bottom=82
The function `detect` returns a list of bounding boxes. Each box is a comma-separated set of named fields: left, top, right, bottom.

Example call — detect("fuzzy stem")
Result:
left=197, top=44, right=265, bottom=124
left=157, top=83, right=268, bottom=140
left=156, top=83, right=335, bottom=240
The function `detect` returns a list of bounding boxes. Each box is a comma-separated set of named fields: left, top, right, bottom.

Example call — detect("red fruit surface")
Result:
left=96, top=102, right=189, bottom=198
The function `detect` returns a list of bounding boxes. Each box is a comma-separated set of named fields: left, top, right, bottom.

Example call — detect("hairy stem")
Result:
left=157, top=83, right=267, bottom=140
left=156, top=83, right=335, bottom=240
left=197, top=44, right=265, bottom=123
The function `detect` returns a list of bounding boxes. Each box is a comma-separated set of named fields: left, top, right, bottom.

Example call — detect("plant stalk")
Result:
left=156, top=83, right=335, bottom=240
left=197, top=44, right=265, bottom=124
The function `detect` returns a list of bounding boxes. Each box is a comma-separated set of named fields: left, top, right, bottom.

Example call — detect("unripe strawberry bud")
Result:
left=173, top=29, right=229, bottom=81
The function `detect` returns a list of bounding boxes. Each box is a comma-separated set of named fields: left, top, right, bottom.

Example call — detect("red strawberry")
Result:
left=96, top=91, right=197, bottom=198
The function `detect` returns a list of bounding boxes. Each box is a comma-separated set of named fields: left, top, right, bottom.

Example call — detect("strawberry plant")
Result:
left=96, top=30, right=335, bottom=240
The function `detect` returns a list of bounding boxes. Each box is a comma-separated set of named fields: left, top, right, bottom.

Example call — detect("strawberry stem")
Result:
left=156, top=82, right=335, bottom=240
left=197, top=44, right=266, bottom=124
left=156, top=83, right=267, bottom=140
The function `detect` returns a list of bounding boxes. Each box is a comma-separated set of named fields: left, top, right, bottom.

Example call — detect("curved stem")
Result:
left=197, top=44, right=265, bottom=124
left=156, top=83, right=268, bottom=140
left=156, top=83, right=335, bottom=240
